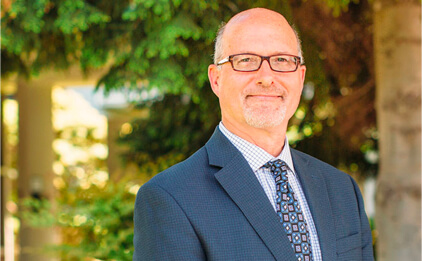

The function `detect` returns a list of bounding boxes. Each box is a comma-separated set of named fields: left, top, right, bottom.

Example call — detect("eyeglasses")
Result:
left=217, top=53, right=302, bottom=72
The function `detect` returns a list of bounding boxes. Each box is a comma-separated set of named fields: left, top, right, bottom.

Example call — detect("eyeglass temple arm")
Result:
left=217, top=57, right=230, bottom=65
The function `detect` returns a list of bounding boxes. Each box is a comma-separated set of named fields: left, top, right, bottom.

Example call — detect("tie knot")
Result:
left=264, top=159, right=288, bottom=181
left=264, top=159, right=286, bottom=169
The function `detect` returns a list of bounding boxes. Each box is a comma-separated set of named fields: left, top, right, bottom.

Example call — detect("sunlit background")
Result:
left=2, top=84, right=148, bottom=260
left=1, top=0, right=420, bottom=260
left=1, top=81, right=377, bottom=261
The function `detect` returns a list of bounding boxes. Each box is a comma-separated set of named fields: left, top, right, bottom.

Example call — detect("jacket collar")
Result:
left=291, top=150, right=336, bottom=261
left=205, top=128, right=297, bottom=260
left=205, top=128, right=337, bottom=260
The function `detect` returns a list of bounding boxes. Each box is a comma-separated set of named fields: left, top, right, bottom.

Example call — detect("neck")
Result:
left=222, top=119, right=287, bottom=157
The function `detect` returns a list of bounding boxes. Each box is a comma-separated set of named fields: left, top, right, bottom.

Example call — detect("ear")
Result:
left=299, top=65, right=306, bottom=84
left=208, top=64, right=221, bottom=97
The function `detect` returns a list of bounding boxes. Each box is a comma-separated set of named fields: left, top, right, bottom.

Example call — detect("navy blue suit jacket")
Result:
left=133, top=128, right=374, bottom=260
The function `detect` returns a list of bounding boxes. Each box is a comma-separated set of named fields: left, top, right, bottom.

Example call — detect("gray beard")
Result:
left=243, top=105, right=287, bottom=129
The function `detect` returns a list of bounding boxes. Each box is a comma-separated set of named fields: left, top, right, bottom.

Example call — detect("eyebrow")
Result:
left=231, top=52, right=298, bottom=56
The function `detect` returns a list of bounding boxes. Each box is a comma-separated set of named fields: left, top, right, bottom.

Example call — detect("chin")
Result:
left=243, top=107, right=286, bottom=129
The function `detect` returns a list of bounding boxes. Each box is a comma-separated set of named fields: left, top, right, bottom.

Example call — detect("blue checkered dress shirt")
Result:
left=219, top=123, right=322, bottom=260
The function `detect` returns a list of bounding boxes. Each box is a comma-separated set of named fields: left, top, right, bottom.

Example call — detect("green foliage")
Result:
left=21, top=198, right=56, bottom=227
left=322, top=0, right=360, bottom=16
left=21, top=93, right=136, bottom=259
left=6, top=0, right=50, bottom=34
left=21, top=180, right=136, bottom=260
left=2, top=0, right=306, bottom=96
left=2, top=0, right=365, bottom=94
left=119, top=87, right=220, bottom=173
left=1, top=0, right=214, bottom=96
left=11, top=0, right=378, bottom=259
left=54, top=0, right=111, bottom=34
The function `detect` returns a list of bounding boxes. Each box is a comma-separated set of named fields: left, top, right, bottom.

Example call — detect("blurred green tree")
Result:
left=2, top=0, right=377, bottom=175
left=3, top=0, right=382, bottom=260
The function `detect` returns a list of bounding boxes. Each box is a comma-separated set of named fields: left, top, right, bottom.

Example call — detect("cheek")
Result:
left=291, top=87, right=303, bottom=102
left=222, top=88, right=244, bottom=111
left=217, top=82, right=240, bottom=111
left=220, top=75, right=247, bottom=101
left=290, top=93, right=302, bottom=111
left=284, top=80, right=304, bottom=113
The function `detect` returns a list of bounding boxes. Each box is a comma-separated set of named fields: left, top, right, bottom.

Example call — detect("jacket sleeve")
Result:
left=133, top=183, right=205, bottom=261
left=350, top=177, right=375, bottom=261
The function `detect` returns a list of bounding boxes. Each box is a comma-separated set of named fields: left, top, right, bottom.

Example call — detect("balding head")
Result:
left=213, top=8, right=303, bottom=65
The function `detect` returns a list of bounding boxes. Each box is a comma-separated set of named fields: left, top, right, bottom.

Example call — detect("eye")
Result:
left=239, top=57, right=251, bottom=63
left=234, top=55, right=259, bottom=65
left=275, top=56, right=288, bottom=63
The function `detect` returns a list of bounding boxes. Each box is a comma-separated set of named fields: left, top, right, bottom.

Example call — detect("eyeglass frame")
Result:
left=216, top=53, right=303, bottom=72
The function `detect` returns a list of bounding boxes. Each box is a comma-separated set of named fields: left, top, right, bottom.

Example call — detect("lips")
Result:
left=246, top=94, right=283, bottom=100
left=243, top=87, right=287, bottom=101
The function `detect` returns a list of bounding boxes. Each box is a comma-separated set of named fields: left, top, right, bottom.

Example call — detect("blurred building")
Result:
left=1, top=67, right=148, bottom=261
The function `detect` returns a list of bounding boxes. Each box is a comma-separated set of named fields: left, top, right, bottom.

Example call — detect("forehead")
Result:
left=222, top=11, right=298, bottom=56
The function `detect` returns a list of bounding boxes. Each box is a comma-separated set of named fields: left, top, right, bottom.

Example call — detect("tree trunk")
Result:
left=17, top=79, right=58, bottom=261
left=374, top=0, right=421, bottom=260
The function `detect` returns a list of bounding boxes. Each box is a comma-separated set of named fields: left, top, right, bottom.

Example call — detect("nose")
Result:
left=256, top=60, right=275, bottom=87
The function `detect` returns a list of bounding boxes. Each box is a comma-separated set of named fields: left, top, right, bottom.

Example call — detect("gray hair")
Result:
left=213, top=22, right=304, bottom=65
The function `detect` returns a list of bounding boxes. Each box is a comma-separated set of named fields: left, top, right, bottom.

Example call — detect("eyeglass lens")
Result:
left=232, top=54, right=299, bottom=72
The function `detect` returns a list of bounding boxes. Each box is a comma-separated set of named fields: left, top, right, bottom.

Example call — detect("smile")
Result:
left=246, top=95, right=283, bottom=100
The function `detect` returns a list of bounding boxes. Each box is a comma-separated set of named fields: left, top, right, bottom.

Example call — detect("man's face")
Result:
left=209, top=11, right=306, bottom=132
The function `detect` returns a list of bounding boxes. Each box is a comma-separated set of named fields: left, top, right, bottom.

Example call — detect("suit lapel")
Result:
left=291, top=150, right=336, bottom=261
left=205, top=129, right=297, bottom=261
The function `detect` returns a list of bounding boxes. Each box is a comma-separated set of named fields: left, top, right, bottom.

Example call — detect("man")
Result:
left=133, top=8, right=373, bottom=261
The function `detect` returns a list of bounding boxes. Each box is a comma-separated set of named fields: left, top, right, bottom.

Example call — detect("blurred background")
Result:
left=1, top=0, right=420, bottom=260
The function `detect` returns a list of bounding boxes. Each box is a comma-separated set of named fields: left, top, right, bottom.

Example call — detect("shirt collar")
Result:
left=218, top=122, right=296, bottom=174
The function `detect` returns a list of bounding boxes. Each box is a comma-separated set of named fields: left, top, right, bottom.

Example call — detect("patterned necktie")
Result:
left=264, top=159, right=313, bottom=261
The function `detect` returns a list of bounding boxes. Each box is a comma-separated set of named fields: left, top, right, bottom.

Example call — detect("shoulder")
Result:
left=291, top=149, right=344, bottom=172
left=291, top=148, right=365, bottom=204
left=139, top=146, right=216, bottom=195
left=291, top=148, right=354, bottom=183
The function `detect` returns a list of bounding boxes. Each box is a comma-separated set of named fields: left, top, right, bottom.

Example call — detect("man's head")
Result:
left=213, top=16, right=304, bottom=66
left=208, top=8, right=306, bottom=134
